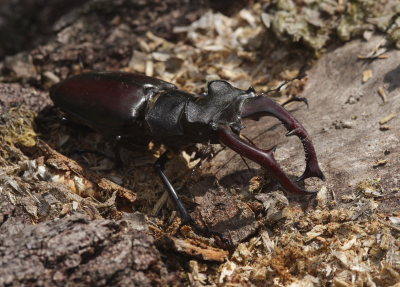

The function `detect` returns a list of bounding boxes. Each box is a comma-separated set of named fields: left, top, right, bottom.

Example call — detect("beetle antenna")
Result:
left=239, top=154, right=253, bottom=174
left=263, top=68, right=308, bottom=96
left=214, top=156, right=232, bottom=175
left=240, top=133, right=257, bottom=146
left=239, top=134, right=259, bottom=175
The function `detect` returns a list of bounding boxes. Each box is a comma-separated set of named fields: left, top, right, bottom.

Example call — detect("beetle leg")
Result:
left=281, top=95, right=309, bottom=108
left=155, top=153, right=233, bottom=246
left=217, top=126, right=317, bottom=194
left=155, top=152, right=193, bottom=225
left=240, top=95, right=325, bottom=183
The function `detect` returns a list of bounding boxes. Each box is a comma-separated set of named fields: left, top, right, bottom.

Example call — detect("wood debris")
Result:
left=373, top=159, right=388, bottom=168
left=379, top=111, right=397, bottom=125
left=157, top=235, right=228, bottom=262
left=36, top=140, right=137, bottom=205
left=380, top=125, right=390, bottom=131
left=357, top=178, right=384, bottom=198
left=358, top=39, right=390, bottom=60
left=377, top=86, right=388, bottom=103
left=362, top=69, right=373, bottom=83
left=214, top=201, right=399, bottom=286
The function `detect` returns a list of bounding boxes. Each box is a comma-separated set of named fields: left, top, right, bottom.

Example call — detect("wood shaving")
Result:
left=379, top=112, right=397, bottom=125
left=362, top=69, right=373, bottom=83
left=373, top=159, right=388, bottom=168
left=378, top=86, right=388, bottom=103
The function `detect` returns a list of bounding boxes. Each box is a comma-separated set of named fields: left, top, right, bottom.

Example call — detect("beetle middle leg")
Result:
left=154, top=152, right=232, bottom=245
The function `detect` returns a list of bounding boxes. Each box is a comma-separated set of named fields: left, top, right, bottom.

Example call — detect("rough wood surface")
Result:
left=0, top=214, right=180, bottom=287
left=205, top=36, right=400, bottom=213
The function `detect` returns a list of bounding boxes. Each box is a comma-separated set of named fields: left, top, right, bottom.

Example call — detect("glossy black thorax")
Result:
left=145, top=80, right=257, bottom=149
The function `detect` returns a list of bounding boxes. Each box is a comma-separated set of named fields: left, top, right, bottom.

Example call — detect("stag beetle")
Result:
left=50, top=72, right=325, bottom=230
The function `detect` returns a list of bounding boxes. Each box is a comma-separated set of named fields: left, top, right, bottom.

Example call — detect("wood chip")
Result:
left=357, top=40, right=389, bottom=60
left=362, top=69, right=372, bottom=83
left=145, top=60, right=154, bottom=77
left=316, top=186, right=329, bottom=208
left=159, top=236, right=229, bottom=262
left=43, top=71, right=60, bottom=84
left=377, top=219, right=400, bottom=232
left=357, top=53, right=389, bottom=60
left=129, top=50, right=147, bottom=73
left=379, top=125, right=390, bottom=131
left=36, top=140, right=137, bottom=204
left=333, top=278, right=352, bottom=287
left=379, top=112, right=397, bottom=125
left=373, top=159, right=388, bottom=168
left=151, top=191, right=169, bottom=216
left=377, top=87, right=388, bottom=103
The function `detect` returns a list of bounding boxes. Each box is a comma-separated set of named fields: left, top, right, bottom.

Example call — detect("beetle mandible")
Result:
left=50, top=72, right=325, bottom=229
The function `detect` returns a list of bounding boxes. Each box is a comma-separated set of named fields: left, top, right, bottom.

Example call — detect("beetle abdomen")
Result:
left=50, top=72, right=177, bottom=134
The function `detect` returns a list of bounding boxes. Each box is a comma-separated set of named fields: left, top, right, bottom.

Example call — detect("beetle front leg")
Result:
left=154, top=152, right=194, bottom=225
left=155, top=152, right=233, bottom=246
left=281, top=95, right=308, bottom=108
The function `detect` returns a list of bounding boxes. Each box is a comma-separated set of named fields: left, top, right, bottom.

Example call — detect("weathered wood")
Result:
left=0, top=214, right=180, bottom=287
left=206, top=36, right=400, bottom=212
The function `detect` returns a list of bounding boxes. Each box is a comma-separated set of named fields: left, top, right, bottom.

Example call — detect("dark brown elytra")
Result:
left=50, top=71, right=325, bottom=236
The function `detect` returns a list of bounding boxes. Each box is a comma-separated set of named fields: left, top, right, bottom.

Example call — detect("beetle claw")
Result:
left=282, top=95, right=309, bottom=108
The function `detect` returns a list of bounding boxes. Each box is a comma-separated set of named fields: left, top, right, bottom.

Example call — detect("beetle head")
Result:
left=185, top=80, right=255, bottom=140
left=206, top=81, right=325, bottom=194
